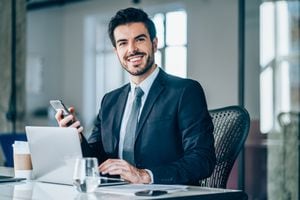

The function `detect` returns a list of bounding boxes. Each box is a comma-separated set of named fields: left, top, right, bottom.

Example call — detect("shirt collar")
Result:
left=129, top=66, right=160, bottom=97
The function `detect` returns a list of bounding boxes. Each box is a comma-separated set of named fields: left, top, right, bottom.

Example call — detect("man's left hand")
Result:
left=99, top=159, right=151, bottom=184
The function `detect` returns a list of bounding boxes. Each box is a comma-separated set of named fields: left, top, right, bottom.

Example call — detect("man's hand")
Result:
left=99, top=159, right=151, bottom=184
left=55, top=107, right=84, bottom=139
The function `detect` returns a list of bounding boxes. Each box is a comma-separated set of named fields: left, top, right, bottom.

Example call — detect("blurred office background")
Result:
left=0, top=0, right=299, bottom=199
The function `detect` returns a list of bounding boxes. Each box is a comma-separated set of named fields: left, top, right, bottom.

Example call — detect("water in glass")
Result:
left=73, top=157, right=100, bottom=193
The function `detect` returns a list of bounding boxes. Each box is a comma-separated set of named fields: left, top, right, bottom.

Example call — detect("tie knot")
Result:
left=134, top=87, right=144, bottom=98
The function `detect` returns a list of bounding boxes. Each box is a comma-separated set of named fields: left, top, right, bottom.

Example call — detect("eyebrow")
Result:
left=135, top=34, right=147, bottom=39
left=116, top=34, right=148, bottom=44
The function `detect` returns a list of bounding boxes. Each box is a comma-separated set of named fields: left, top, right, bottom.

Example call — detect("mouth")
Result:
left=126, top=53, right=145, bottom=65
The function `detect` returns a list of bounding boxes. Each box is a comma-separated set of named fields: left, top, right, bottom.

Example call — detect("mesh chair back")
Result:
left=200, top=106, right=250, bottom=188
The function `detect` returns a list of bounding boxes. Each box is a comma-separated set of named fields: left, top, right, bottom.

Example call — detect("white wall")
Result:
left=26, top=0, right=254, bottom=127
left=26, top=7, right=63, bottom=124
left=186, top=0, right=238, bottom=108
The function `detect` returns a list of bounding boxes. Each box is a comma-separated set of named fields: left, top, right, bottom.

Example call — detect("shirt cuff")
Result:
left=144, top=169, right=154, bottom=184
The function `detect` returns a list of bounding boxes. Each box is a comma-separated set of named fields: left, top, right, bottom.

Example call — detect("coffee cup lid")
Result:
left=12, top=141, right=30, bottom=154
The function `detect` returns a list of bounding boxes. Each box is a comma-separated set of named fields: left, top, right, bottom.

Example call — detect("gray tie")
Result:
left=123, top=87, right=144, bottom=165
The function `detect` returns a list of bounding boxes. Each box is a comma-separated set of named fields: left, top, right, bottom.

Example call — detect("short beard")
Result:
left=122, top=48, right=155, bottom=76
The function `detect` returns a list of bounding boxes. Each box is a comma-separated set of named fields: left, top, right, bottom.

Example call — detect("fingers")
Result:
left=99, top=159, right=142, bottom=183
left=55, top=109, right=72, bottom=127
left=70, top=120, right=84, bottom=134
left=70, top=120, right=80, bottom=128
left=55, top=110, right=63, bottom=123
left=55, top=108, right=84, bottom=137
left=77, top=126, right=84, bottom=134
left=68, top=107, right=78, bottom=121
left=69, top=107, right=75, bottom=114
left=99, top=159, right=122, bottom=172
left=55, top=106, right=78, bottom=124
left=99, top=159, right=127, bottom=175
left=59, top=114, right=74, bottom=127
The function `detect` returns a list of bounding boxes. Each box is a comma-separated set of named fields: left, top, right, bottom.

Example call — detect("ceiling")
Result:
left=26, top=0, right=88, bottom=11
left=26, top=0, right=141, bottom=11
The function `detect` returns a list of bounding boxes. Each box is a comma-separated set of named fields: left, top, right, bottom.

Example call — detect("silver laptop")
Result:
left=25, top=126, right=128, bottom=186
left=25, top=126, right=82, bottom=185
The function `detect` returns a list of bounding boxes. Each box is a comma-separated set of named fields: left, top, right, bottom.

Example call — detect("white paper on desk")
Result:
left=97, top=184, right=188, bottom=196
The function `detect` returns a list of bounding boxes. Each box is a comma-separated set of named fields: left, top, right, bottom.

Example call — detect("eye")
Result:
left=136, top=37, right=146, bottom=42
left=118, top=41, right=127, bottom=47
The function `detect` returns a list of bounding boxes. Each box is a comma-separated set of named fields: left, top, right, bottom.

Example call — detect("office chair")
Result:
left=200, top=105, right=250, bottom=188
left=0, top=133, right=27, bottom=167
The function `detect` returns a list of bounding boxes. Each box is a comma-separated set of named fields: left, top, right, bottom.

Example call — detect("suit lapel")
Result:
left=135, top=70, right=166, bottom=139
left=112, top=85, right=130, bottom=150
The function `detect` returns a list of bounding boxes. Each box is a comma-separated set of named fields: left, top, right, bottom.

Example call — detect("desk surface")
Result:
left=0, top=167, right=247, bottom=200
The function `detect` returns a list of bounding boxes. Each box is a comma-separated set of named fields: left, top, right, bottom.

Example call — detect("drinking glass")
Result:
left=73, top=157, right=100, bottom=193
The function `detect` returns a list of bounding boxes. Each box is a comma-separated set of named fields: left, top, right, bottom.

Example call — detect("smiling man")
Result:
left=55, top=7, right=216, bottom=185
left=113, top=22, right=157, bottom=84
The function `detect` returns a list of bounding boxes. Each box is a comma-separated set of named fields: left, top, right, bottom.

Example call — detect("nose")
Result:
left=128, top=41, right=138, bottom=54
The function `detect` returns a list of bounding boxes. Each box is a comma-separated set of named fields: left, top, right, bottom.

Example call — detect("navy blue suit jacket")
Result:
left=81, top=69, right=216, bottom=185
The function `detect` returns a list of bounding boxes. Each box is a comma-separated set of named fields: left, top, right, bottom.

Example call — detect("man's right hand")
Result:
left=55, top=107, right=84, bottom=140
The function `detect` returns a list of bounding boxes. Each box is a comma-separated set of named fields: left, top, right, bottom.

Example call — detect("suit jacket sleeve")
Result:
left=80, top=96, right=108, bottom=164
left=149, top=81, right=215, bottom=185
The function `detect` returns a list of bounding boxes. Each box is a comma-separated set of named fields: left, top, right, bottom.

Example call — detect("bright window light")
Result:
left=155, top=50, right=162, bottom=68
left=152, top=10, right=187, bottom=78
left=153, top=13, right=165, bottom=48
left=277, top=1, right=289, bottom=56
left=165, top=47, right=187, bottom=78
left=279, top=61, right=290, bottom=112
left=166, top=11, right=187, bottom=46
left=260, top=67, right=274, bottom=133
left=260, top=2, right=275, bottom=67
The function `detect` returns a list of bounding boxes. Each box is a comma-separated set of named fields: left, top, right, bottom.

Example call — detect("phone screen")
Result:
left=50, top=100, right=77, bottom=127
left=50, top=100, right=70, bottom=117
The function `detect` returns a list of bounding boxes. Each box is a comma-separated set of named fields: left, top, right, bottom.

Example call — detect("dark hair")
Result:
left=108, top=7, right=157, bottom=47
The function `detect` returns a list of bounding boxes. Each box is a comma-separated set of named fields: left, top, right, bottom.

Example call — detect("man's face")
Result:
left=113, top=22, right=157, bottom=78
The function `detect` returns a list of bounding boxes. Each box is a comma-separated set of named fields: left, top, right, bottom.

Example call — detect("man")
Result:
left=56, top=7, right=215, bottom=185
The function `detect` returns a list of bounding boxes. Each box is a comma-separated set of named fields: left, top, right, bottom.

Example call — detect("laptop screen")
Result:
left=25, top=126, right=129, bottom=186
left=26, top=126, right=82, bottom=185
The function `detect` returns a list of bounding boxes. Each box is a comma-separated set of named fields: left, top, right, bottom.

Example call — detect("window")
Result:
left=153, top=10, right=187, bottom=78
left=259, top=1, right=299, bottom=133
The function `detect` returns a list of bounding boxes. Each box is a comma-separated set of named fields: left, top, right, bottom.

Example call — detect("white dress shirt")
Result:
left=118, top=66, right=159, bottom=158
left=118, top=66, right=160, bottom=183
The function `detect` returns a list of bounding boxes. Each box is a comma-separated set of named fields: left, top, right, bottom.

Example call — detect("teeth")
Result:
left=128, top=55, right=142, bottom=62
left=130, top=57, right=141, bottom=62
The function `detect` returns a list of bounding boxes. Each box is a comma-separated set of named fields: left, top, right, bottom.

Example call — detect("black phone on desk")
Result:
left=135, top=190, right=168, bottom=196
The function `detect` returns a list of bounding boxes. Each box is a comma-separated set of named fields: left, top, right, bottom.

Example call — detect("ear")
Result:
left=113, top=47, right=117, bottom=53
left=152, top=37, right=158, bottom=52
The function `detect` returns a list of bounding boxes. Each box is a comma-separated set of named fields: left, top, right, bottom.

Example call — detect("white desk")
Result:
left=0, top=167, right=247, bottom=200
left=0, top=167, right=13, bottom=176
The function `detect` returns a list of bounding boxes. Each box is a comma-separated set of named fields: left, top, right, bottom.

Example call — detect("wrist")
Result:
left=138, top=169, right=151, bottom=184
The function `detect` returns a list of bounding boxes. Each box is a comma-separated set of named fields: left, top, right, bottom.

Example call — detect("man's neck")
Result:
left=131, top=64, right=157, bottom=85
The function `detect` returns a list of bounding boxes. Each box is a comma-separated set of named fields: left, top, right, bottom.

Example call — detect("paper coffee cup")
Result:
left=13, top=141, right=32, bottom=180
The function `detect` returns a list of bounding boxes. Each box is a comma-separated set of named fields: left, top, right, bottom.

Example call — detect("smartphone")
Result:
left=50, top=100, right=71, bottom=117
left=50, top=100, right=75, bottom=127
left=135, top=190, right=168, bottom=196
